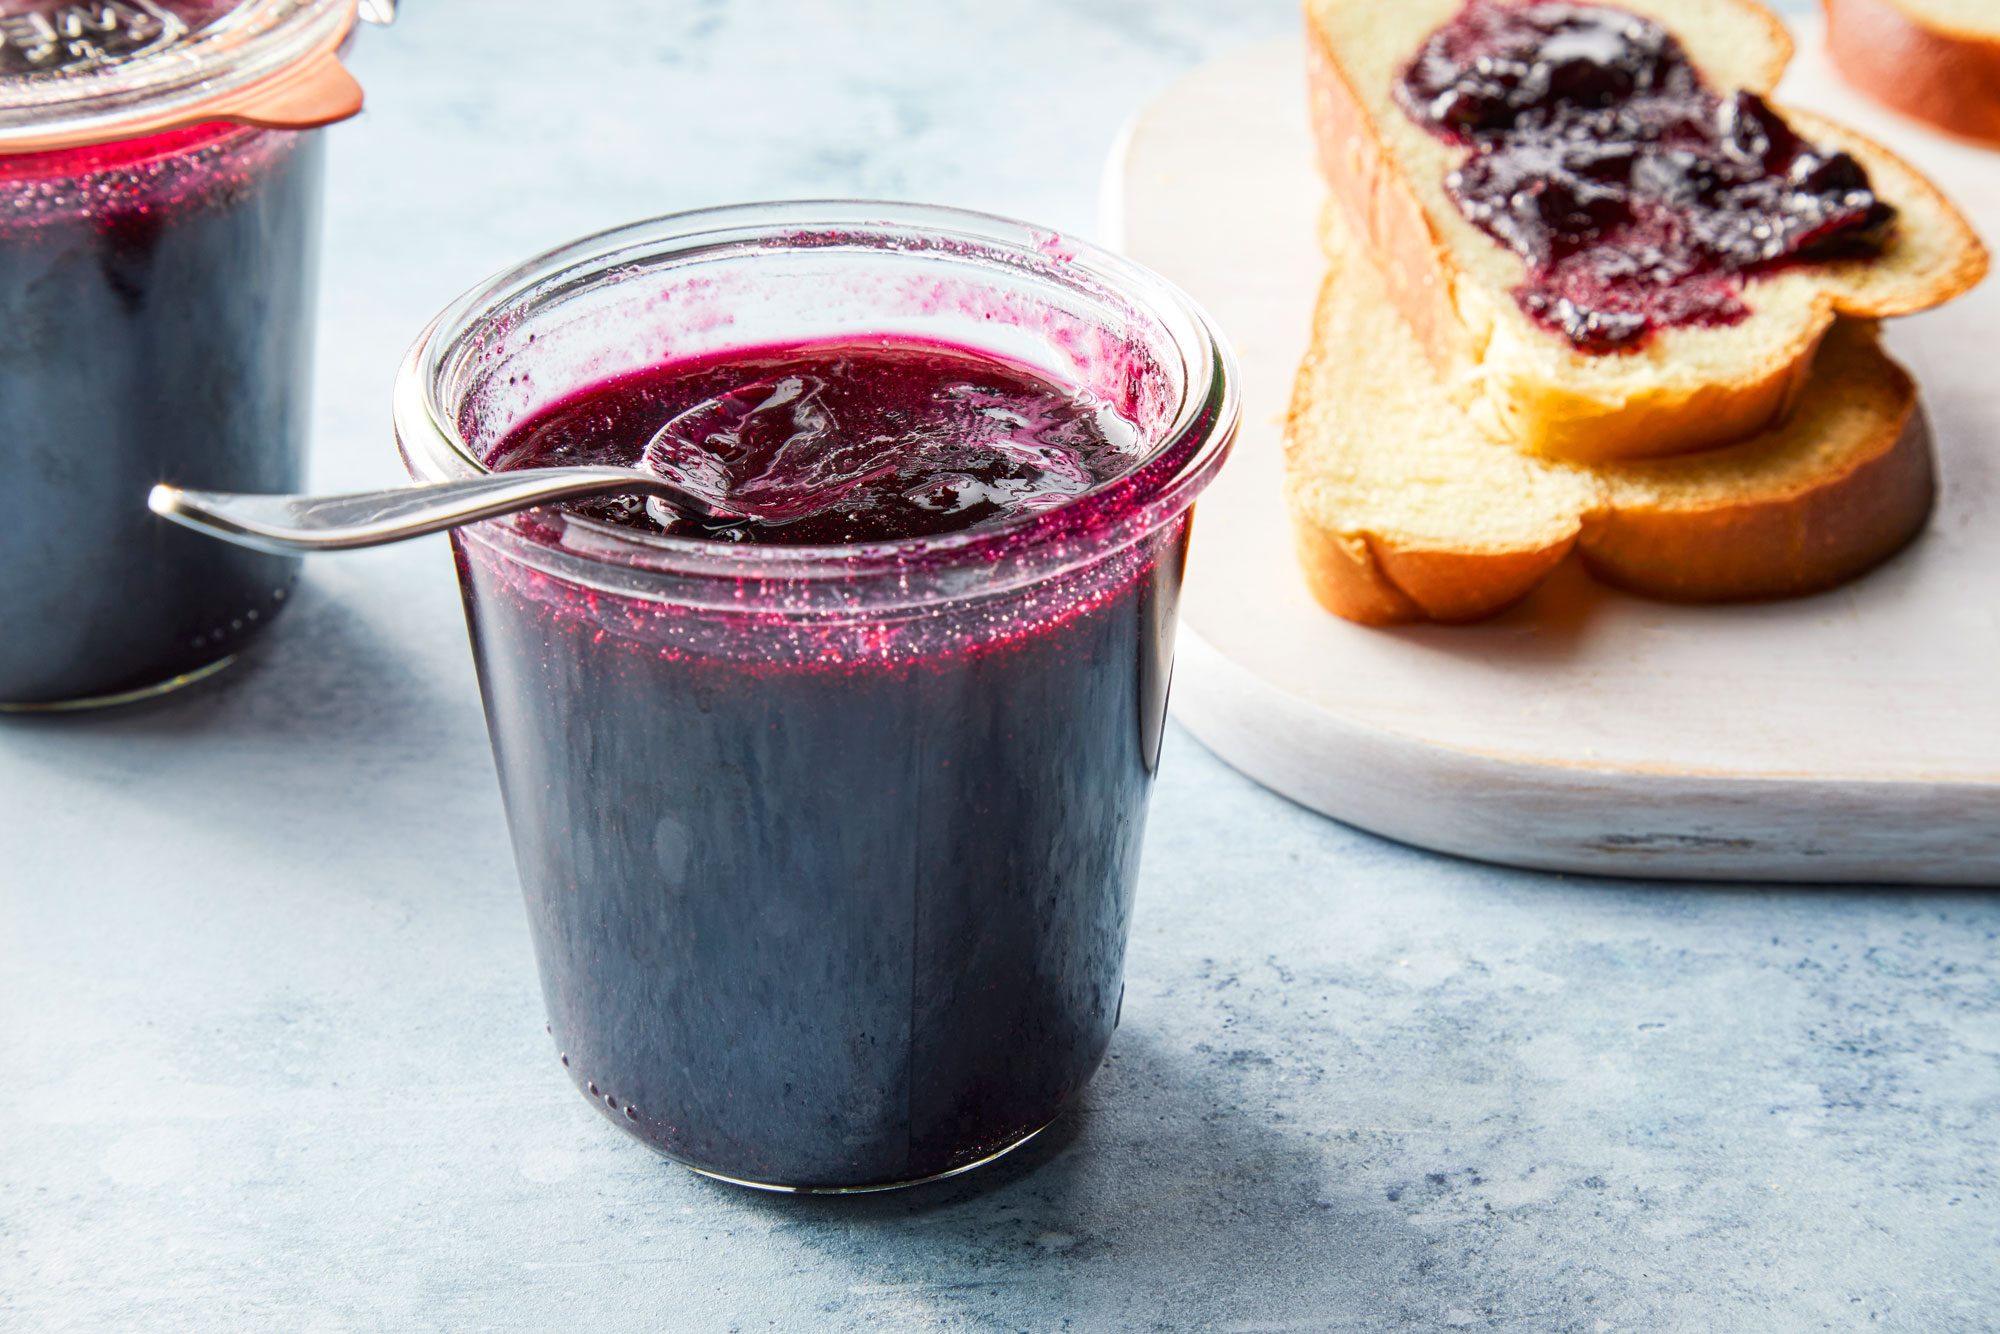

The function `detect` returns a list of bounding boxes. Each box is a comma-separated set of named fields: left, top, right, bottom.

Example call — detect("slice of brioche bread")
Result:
left=1826, top=0, right=2000, bottom=145
left=1285, top=228, right=1935, bottom=625
left=1306, top=0, right=1985, bottom=464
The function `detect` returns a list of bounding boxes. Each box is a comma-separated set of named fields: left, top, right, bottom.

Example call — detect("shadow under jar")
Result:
left=397, top=203, right=1238, bottom=1192
left=0, top=0, right=371, bottom=709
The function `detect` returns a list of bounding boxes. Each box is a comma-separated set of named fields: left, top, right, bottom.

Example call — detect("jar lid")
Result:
left=0, top=0, right=370, bottom=152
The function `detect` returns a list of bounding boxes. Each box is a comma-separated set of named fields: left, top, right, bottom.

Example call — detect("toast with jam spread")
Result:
left=1305, top=0, right=1986, bottom=462
left=1284, top=219, right=1934, bottom=624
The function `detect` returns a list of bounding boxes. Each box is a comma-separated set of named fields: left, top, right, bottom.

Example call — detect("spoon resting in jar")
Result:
left=148, top=396, right=774, bottom=556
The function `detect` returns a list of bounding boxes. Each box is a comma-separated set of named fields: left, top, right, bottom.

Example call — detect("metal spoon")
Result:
left=146, top=378, right=840, bottom=555
left=149, top=417, right=760, bottom=557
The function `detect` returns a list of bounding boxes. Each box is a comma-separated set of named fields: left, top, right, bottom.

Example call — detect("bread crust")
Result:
left=1825, top=0, right=2000, bottom=146
left=1483, top=323, right=1823, bottom=463
left=1782, top=109, right=1993, bottom=315
left=1581, top=397, right=1935, bottom=602
left=1305, top=28, right=1465, bottom=389
left=1292, top=521, right=1578, bottom=624
left=1304, top=0, right=1986, bottom=462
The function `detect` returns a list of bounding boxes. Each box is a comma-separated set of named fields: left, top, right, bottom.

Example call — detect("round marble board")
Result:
left=1104, top=25, right=2000, bottom=884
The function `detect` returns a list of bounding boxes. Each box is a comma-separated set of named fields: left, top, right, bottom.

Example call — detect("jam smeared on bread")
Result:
left=1397, top=0, right=1897, bottom=352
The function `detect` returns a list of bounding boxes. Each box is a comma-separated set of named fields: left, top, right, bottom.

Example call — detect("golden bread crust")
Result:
left=1291, top=522, right=1579, bottom=624
left=1305, top=26, right=1465, bottom=387
left=1825, top=0, right=2000, bottom=145
left=1581, top=356, right=1935, bottom=601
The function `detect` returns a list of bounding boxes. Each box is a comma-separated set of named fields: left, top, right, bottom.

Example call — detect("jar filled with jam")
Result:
left=398, top=203, right=1239, bottom=1190
left=0, top=1, right=383, bottom=709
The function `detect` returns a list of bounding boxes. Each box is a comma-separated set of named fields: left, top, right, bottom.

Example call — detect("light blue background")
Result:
left=7, top=2, right=1996, bottom=1329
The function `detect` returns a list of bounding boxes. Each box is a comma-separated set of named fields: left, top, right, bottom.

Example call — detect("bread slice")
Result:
left=1306, top=0, right=1985, bottom=463
left=1285, top=231, right=1934, bottom=625
left=1825, top=0, right=2000, bottom=145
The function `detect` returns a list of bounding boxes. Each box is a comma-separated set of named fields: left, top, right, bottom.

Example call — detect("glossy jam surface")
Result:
left=1396, top=0, right=1896, bottom=352
left=0, top=124, right=320, bottom=705
left=484, top=339, right=1141, bottom=546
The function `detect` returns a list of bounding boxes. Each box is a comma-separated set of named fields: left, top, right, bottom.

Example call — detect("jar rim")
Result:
left=395, top=199, right=1240, bottom=584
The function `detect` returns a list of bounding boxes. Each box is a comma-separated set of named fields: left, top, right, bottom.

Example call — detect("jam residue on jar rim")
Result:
left=1395, top=0, right=1897, bottom=353
left=470, top=333, right=1187, bottom=673
left=398, top=200, right=1239, bottom=677
left=0, top=120, right=300, bottom=232
left=473, top=322, right=1225, bottom=584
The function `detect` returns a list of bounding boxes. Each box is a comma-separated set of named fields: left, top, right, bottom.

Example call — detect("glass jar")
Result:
left=396, top=202, right=1239, bottom=1192
left=0, top=0, right=374, bottom=709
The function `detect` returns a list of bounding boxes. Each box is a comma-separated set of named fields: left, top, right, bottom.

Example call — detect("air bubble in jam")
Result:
left=1395, top=0, right=1896, bottom=352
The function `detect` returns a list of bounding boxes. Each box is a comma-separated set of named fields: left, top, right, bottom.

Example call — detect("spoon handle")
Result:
left=147, top=467, right=654, bottom=555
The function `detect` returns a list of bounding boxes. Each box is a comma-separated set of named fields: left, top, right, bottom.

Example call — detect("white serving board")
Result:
left=1107, top=26, right=2000, bottom=884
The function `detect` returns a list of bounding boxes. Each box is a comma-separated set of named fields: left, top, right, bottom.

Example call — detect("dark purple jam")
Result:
left=0, top=124, right=322, bottom=705
left=461, top=340, right=1182, bottom=1187
left=485, top=338, right=1141, bottom=546
left=1395, top=0, right=1896, bottom=352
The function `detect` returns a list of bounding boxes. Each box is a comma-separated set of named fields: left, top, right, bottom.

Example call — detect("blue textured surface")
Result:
left=6, top=1, right=1998, bottom=1329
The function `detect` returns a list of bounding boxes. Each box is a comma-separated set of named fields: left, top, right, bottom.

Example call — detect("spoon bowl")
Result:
left=636, top=378, right=820, bottom=532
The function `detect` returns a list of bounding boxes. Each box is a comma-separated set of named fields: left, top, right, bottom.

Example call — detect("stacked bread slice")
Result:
left=1825, top=0, right=2000, bottom=145
left=1287, top=0, right=1988, bottom=624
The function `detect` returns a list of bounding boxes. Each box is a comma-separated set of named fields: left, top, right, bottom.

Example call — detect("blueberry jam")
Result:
left=0, top=124, right=322, bottom=705
left=460, top=340, right=1185, bottom=1187
left=1396, top=0, right=1896, bottom=352
left=485, top=338, right=1142, bottom=545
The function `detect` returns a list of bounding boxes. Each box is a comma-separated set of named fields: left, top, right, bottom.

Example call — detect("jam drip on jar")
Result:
left=1395, top=0, right=1896, bottom=353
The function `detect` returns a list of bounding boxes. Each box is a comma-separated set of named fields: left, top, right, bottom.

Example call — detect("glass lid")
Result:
left=0, top=0, right=363, bottom=150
